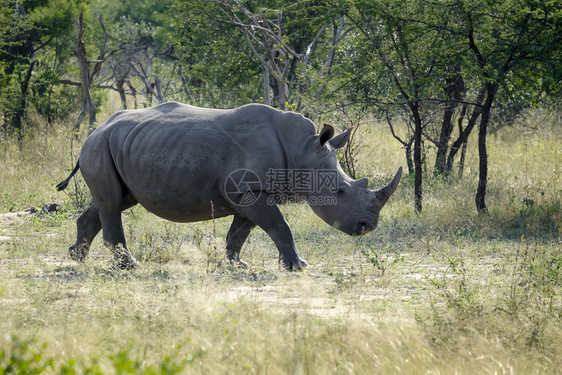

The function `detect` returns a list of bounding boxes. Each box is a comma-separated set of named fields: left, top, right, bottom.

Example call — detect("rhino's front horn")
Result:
left=371, top=167, right=403, bottom=211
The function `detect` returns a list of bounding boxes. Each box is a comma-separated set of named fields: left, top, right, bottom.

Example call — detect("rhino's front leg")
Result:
left=226, top=215, right=256, bottom=268
left=235, top=196, right=307, bottom=271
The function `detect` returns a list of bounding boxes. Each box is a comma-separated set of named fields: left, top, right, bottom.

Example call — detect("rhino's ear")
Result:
left=330, top=128, right=352, bottom=149
left=315, top=123, right=335, bottom=151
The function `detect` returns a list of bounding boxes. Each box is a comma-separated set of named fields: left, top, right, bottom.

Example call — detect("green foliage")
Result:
left=426, top=255, right=484, bottom=337
left=168, top=0, right=266, bottom=106
left=0, top=0, right=81, bottom=133
left=421, top=242, right=562, bottom=350
left=504, top=240, right=562, bottom=347
left=0, top=336, right=198, bottom=374
left=0, top=336, right=54, bottom=374
left=30, top=208, right=71, bottom=227
left=361, top=244, right=404, bottom=276
left=32, top=70, right=80, bottom=124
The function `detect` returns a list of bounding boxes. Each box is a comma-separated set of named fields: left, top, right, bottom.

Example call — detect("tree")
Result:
left=74, top=10, right=107, bottom=132
left=335, top=0, right=452, bottom=213
left=168, top=0, right=263, bottom=107
left=93, top=0, right=179, bottom=107
left=171, top=0, right=342, bottom=110
left=0, top=0, right=78, bottom=136
left=447, top=0, right=562, bottom=213
left=326, top=0, right=561, bottom=214
left=213, top=1, right=301, bottom=109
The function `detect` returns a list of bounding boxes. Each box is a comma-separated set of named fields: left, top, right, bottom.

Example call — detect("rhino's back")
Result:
left=108, top=102, right=286, bottom=175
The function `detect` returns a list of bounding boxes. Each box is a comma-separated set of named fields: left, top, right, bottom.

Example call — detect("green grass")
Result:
left=0, top=109, right=560, bottom=373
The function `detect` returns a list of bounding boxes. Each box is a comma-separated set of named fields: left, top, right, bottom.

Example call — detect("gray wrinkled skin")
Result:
left=58, top=102, right=402, bottom=270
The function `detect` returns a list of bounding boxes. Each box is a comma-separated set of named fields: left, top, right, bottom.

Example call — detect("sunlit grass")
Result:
left=0, top=108, right=560, bottom=373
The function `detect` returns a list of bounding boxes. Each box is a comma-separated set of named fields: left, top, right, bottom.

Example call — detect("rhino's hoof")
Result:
left=231, top=259, right=248, bottom=269
left=69, top=244, right=88, bottom=263
left=223, top=259, right=248, bottom=269
left=116, top=257, right=139, bottom=270
left=113, top=245, right=139, bottom=270
left=226, top=253, right=248, bottom=269
left=281, top=256, right=308, bottom=271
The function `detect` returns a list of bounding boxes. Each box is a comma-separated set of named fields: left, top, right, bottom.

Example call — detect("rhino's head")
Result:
left=305, top=124, right=402, bottom=236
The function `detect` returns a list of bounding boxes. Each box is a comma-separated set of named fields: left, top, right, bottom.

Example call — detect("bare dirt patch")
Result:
left=0, top=209, right=36, bottom=222
left=220, top=284, right=350, bottom=316
left=0, top=210, right=34, bottom=241
left=0, top=208, right=61, bottom=242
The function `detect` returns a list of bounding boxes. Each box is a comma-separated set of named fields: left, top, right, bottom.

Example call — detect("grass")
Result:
left=0, top=108, right=560, bottom=374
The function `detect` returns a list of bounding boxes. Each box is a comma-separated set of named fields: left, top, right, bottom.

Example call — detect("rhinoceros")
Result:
left=57, top=102, right=402, bottom=270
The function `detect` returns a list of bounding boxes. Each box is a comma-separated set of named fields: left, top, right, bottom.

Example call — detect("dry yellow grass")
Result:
left=0, top=107, right=560, bottom=373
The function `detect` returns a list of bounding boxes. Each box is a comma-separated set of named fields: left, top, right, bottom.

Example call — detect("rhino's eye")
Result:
left=337, top=185, right=349, bottom=195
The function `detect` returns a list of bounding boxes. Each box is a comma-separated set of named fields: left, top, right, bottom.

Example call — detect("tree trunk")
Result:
left=446, top=86, right=486, bottom=175
left=126, top=80, right=138, bottom=109
left=154, top=76, right=164, bottom=103
left=434, top=104, right=456, bottom=175
left=405, top=139, right=414, bottom=175
left=412, top=105, right=423, bottom=213
left=146, top=83, right=153, bottom=106
left=277, top=80, right=289, bottom=110
left=116, top=79, right=127, bottom=109
left=434, top=67, right=463, bottom=176
left=263, top=66, right=271, bottom=106
left=75, top=11, right=97, bottom=132
left=74, top=99, right=86, bottom=139
left=458, top=136, right=468, bottom=179
left=475, top=83, right=497, bottom=214
left=9, top=61, right=36, bottom=138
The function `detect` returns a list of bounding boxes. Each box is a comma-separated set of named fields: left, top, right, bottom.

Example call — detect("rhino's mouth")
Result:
left=358, top=212, right=381, bottom=235
left=354, top=221, right=375, bottom=236
left=345, top=219, right=377, bottom=236
left=329, top=216, right=378, bottom=236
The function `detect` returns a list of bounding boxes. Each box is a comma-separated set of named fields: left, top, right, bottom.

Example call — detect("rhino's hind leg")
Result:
left=226, top=215, right=256, bottom=268
left=69, top=205, right=102, bottom=263
left=99, top=210, right=139, bottom=270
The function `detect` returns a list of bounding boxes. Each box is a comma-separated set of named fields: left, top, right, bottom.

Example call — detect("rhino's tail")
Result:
left=56, top=161, right=80, bottom=191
